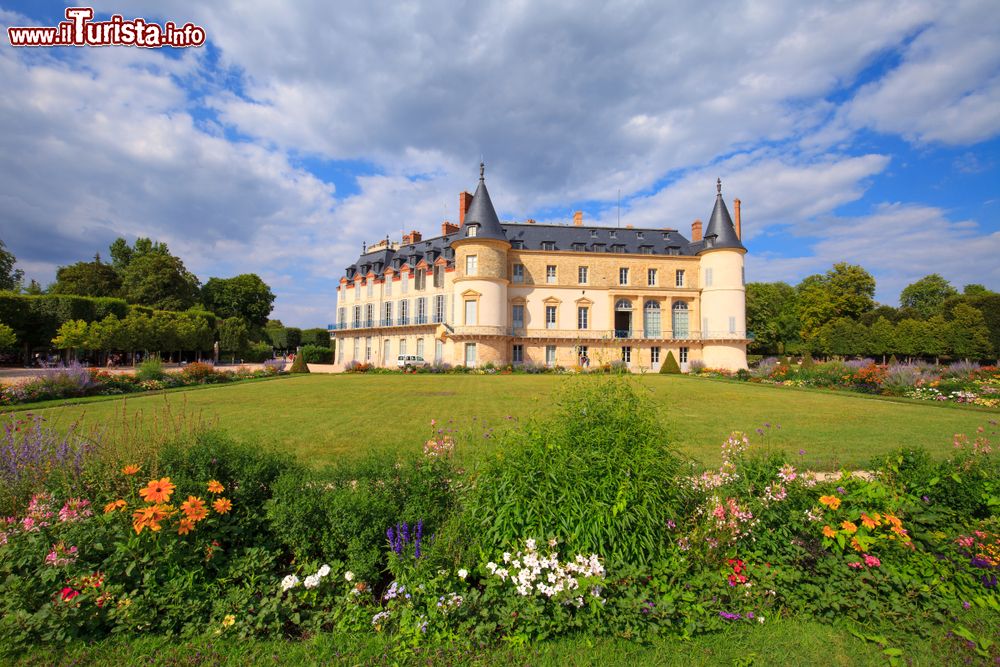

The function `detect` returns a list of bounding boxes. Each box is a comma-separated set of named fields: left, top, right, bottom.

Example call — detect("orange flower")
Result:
left=884, top=513, right=903, bottom=529
left=841, top=520, right=858, bottom=534
left=103, top=499, right=127, bottom=514
left=822, top=525, right=837, bottom=539
left=207, top=480, right=224, bottom=494
left=177, top=518, right=195, bottom=535
left=850, top=537, right=865, bottom=552
left=122, top=464, right=141, bottom=476
left=860, top=513, right=880, bottom=529
left=819, top=495, right=842, bottom=511
left=132, top=504, right=173, bottom=534
left=139, top=477, right=175, bottom=504
left=212, top=497, right=232, bottom=514
left=181, top=496, right=208, bottom=522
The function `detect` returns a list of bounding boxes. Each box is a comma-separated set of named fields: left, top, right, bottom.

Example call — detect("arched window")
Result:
left=671, top=301, right=689, bottom=338
left=643, top=301, right=661, bottom=338
left=615, top=299, right=632, bottom=311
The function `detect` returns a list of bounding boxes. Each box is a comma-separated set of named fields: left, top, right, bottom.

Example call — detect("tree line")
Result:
left=747, top=264, right=998, bottom=361
left=0, top=238, right=330, bottom=363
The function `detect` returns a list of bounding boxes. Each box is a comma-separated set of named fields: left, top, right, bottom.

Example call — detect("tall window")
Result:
left=578, top=266, right=589, bottom=284
left=352, top=305, right=360, bottom=328
left=416, top=297, right=427, bottom=324
left=621, top=346, right=631, bottom=363
left=651, top=346, right=660, bottom=364
left=546, top=265, right=557, bottom=284
left=512, top=344, right=523, bottom=363
left=433, top=295, right=445, bottom=323
left=545, top=345, right=556, bottom=367
left=647, top=268, right=657, bottom=286
left=365, top=304, right=374, bottom=327
left=400, top=339, right=407, bottom=355
left=401, top=273, right=409, bottom=293
left=644, top=301, right=661, bottom=337
left=467, top=225, right=478, bottom=237
left=675, top=269, right=685, bottom=287
left=512, top=264, right=524, bottom=283
left=671, top=301, right=689, bottom=337
left=365, top=337, right=372, bottom=361
left=384, top=302, right=392, bottom=325
left=705, top=268, right=713, bottom=287
left=367, top=280, right=373, bottom=297
left=464, top=343, right=477, bottom=367
left=400, top=300, right=409, bottom=325
left=354, top=284, right=359, bottom=301
left=415, top=269, right=426, bottom=290
left=466, top=255, right=478, bottom=276
left=703, top=317, right=709, bottom=336
left=384, top=339, right=391, bottom=361
left=385, top=276, right=392, bottom=295
left=512, top=304, right=525, bottom=328
left=464, top=299, right=477, bottom=325
left=338, top=307, right=345, bottom=328
left=729, top=316, right=736, bottom=334
left=416, top=338, right=424, bottom=357
left=433, top=265, right=444, bottom=288
left=577, top=306, right=589, bottom=329
left=619, top=267, right=629, bottom=285
left=545, top=305, right=557, bottom=329
left=352, top=337, right=359, bottom=360
left=435, top=339, right=443, bottom=364
left=679, top=347, right=688, bottom=363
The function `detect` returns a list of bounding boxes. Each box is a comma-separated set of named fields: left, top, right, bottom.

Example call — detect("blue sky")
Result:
left=2, top=1, right=998, bottom=326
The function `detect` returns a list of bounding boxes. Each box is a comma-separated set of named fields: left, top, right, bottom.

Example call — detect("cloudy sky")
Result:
left=2, top=1, right=998, bottom=326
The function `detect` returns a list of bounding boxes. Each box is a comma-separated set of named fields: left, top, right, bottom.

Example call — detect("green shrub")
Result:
left=289, top=354, right=310, bottom=373
left=180, top=361, right=217, bottom=382
left=299, top=344, right=333, bottom=364
left=243, top=342, right=273, bottom=363
left=801, top=352, right=815, bottom=369
left=659, top=350, right=681, bottom=373
left=459, top=376, right=692, bottom=566
left=135, top=357, right=165, bottom=381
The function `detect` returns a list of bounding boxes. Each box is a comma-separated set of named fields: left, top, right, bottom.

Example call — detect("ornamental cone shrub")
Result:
left=659, top=350, right=681, bottom=374
left=289, top=354, right=310, bottom=374
left=888, top=354, right=899, bottom=366
left=801, top=352, right=815, bottom=369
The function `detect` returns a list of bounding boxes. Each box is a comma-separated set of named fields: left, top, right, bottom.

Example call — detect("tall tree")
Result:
left=219, top=317, right=249, bottom=359
left=746, top=282, right=800, bottom=353
left=962, top=284, right=995, bottom=297
left=51, top=254, right=121, bottom=297
left=948, top=303, right=993, bottom=360
left=899, top=274, right=957, bottom=318
left=201, top=274, right=275, bottom=327
left=867, top=316, right=896, bottom=362
left=0, top=239, right=24, bottom=291
left=796, top=263, right=876, bottom=340
left=120, top=253, right=200, bottom=310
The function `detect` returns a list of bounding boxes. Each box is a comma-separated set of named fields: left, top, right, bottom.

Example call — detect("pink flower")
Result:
left=59, top=587, right=80, bottom=602
left=848, top=561, right=864, bottom=569
left=863, top=554, right=881, bottom=568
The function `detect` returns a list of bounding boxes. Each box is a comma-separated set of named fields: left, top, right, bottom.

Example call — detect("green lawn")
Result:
left=20, top=374, right=995, bottom=470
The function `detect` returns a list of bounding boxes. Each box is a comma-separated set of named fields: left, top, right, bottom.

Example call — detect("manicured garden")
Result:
left=1, top=376, right=998, bottom=665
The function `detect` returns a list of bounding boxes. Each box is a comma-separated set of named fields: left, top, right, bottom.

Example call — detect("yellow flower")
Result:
left=138, top=477, right=175, bottom=504
left=850, top=537, right=865, bottom=552
left=822, top=525, right=837, bottom=539
left=841, top=520, right=858, bottom=534
left=122, top=464, right=141, bottom=476
left=207, top=480, right=224, bottom=494
left=103, top=499, right=127, bottom=514
left=819, top=495, right=842, bottom=511
left=212, top=497, right=233, bottom=515
left=222, top=614, right=235, bottom=628
left=860, top=513, right=879, bottom=529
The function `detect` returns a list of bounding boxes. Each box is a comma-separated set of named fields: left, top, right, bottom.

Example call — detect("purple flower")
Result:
left=719, top=611, right=742, bottom=621
left=798, top=449, right=805, bottom=456
left=836, top=486, right=846, bottom=495
left=922, top=496, right=930, bottom=503
left=962, top=601, right=971, bottom=609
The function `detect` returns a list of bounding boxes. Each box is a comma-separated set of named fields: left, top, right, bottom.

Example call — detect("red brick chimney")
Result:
left=526, top=218, right=536, bottom=224
left=573, top=211, right=583, bottom=226
left=409, top=230, right=422, bottom=243
left=442, top=221, right=459, bottom=236
left=691, top=219, right=703, bottom=242
left=459, top=191, right=473, bottom=226
left=733, top=199, right=741, bottom=239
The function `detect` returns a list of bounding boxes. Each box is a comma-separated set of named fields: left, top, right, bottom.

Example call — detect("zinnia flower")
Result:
left=819, top=495, right=841, bottom=510
left=212, top=497, right=233, bottom=514
left=138, top=477, right=175, bottom=503
left=181, top=496, right=208, bottom=522
left=822, top=525, right=837, bottom=539
left=207, top=480, right=224, bottom=494
left=122, top=464, right=141, bottom=476
left=841, top=520, right=858, bottom=534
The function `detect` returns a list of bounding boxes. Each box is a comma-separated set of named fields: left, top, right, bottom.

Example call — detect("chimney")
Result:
left=573, top=211, right=583, bottom=226
left=402, top=233, right=411, bottom=245
left=733, top=199, right=741, bottom=239
left=409, top=230, right=422, bottom=243
left=459, top=191, right=473, bottom=226
left=442, top=221, right=459, bottom=236
left=691, top=219, right=703, bottom=242
left=625, top=224, right=633, bottom=229
left=526, top=218, right=536, bottom=224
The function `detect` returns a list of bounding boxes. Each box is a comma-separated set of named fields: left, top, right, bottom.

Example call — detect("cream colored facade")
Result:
left=332, top=222, right=749, bottom=372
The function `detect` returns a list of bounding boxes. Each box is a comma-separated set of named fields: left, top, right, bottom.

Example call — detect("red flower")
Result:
left=60, top=587, right=80, bottom=602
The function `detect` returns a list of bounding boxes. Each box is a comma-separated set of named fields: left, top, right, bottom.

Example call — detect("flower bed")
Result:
left=0, top=378, right=997, bottom=661
left=0, top=359, right=287, bottom=406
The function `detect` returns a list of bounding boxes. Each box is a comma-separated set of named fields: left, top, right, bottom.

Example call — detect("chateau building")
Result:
left=331, top=165, right=749, bottom=371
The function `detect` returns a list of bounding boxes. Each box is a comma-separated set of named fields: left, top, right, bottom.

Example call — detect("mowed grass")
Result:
left=19, top=374, right=995, bottom=470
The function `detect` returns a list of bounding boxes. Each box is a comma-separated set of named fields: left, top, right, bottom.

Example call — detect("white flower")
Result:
left=457, top=568, right=468, bottom=579
left=303, top=574, right=321, bottom=589
left=486, top=562, right=497, bottom=573
left=344, top=571, right=355, bottom=582
left=525, top=538, right=536, bottom=551
left=548, top=538, right=558, bottom=547
left=280, top=574, right=300, bottom=592
left=502, top=552, right=511, bottom=563
left=317, top=564, right=331, bottom=578
left=758, top=616, right=765, bottom=624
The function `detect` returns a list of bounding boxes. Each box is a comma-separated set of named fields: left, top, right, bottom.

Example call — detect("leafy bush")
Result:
left=659, top=351, right=681, bottom=374
left=689, top=359, right=706, bottom=373
left=135, top=357, right=165, bottom=381
left=289, top=354, right=310, bottom=373
left=299, top=344, right=333, bottom=364
left=459, top=377, right=692, bottom=566
left=180, top=361, right=217, bottom=382
left=243, top=342, right=274, bottom=363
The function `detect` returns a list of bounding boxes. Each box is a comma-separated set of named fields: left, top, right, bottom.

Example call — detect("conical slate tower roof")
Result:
left=460, top=163, right=508, bottom=242
left=700, top=178, right=745, bottom=252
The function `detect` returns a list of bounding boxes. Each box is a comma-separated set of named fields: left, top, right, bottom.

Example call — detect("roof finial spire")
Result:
left=716, top=177, right=722, bottom=196
left=480, top=160, right=485, bottom=181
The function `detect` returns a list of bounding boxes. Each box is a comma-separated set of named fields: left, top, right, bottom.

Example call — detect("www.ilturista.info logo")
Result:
left=7, top=7, right=206, bottom=48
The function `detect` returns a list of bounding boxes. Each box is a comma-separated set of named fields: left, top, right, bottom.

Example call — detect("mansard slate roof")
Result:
left=345, top=237, right=456, bottom=281
left=699, top=178, right=745, bottom=253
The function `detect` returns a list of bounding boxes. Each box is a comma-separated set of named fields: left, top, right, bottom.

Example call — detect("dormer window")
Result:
left=590, top=230, right=598, bottom=238
left=609, top=231, right=617, bottom=239
left=541, top=241, right=555, bottom=251
left=662, top=232, right=670, bottom=240
left=636, top=232, right=644, bottom=240
left=640, top=246, right=653, bottom=255
left=611, top=244, right=625, bottom=253
left=704, top=235, right=716, bottom=248
left=467, top=224, right=479, bottom=237
left=511, top=240, right=524, bottom=249
left=572, top=242, right=586, bottom=252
